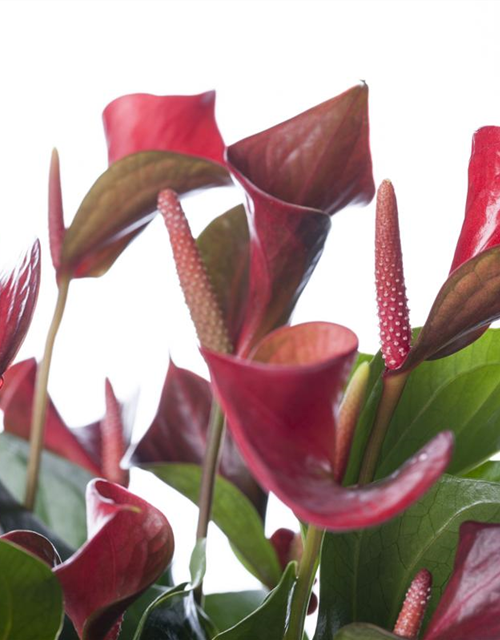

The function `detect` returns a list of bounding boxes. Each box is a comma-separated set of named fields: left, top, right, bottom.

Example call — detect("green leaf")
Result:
left=0, top=538, right=64, bottom=640
left=197, top=205, right=250, bottom=344
left=60, top=150, right=231, bottom=278
left=0, top=433, right=91, bottom=549
left=315, top=474, right=500, bottom=637
left=148, top=464, right=281, bottom=587
left=132, top=585, right=214, bottom=640
left=462, top=460, right=500, bottom=482
left=205, top=591, right=267, bottom=633
left=119, top=585, right=166, bottom=639
left=214, top=563, right=296, bottom=639
left=333, top=624, right=398, bottom=639
left=190, top=539, right=207, bottom=589
left=377, top=328, right=500, bottom=478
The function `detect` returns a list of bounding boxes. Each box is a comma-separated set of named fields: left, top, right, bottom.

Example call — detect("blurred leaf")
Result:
left=213, top=563, right=296, bottom=639
left=463, top=460, right=500, bottom=482
left=333, top=624, right=398, bottom=639
left=190, top=538, right=207, bottom=589
left=59, top=150, right=231, bottom=278
left=0, top=433, right=91, bottom=548
left=205, top=590, right=267, bottom=633
left=0, top=538, right=63, bottom=640
left=133, top=586, right=214, bottom=640
left=315, top=474, right=500, bottom=637
left=149, top=463, right=281, bottom=588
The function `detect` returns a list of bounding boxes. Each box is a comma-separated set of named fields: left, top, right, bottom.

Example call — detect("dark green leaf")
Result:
left=120, top=585, right=167, bottom=639
left=0, top=433, right=92, bottom=553
left=315, top=474, right=500, bottom=638
left=214, top=563, right=296, bottom=639
left=205, top=590, right=267, bottom=633
left=333, top=624, right=398, bottom=639
left=377, top=328, right=500, bottom=478
left=60, top=151, right=231, bottom=278
left=0, top=479, right=73, bottom=560
left=148, top=464, right=281, bottom=588
left=402, top=245, right=500, bottom=368
left=0, top=433, right=90, bottom=549
left=462, top=460, right=500, bottom=482
left=133, top=586, right=214, bottom=640
left=197, top=205, right=250, bottom=346
left=0, top=538, right=63, bottom=639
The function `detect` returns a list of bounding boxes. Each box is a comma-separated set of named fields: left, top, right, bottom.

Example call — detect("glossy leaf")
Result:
left=132, top=585, right=213, bottom=640
left=424, top=521, right=500, bottom=639
left=315, top=474, right=500, bottom=637
left=204, top=322, right=453, bottom=531
left=227, top=85, right=374, bottom=354
left=103, top=91, right=226, bottom=165
left=450, top=127, right=500, bottom=271
left=0, top=240, right=41, bottom=375
left=375, top=328, right=500, bottom=478
left=0, top=432, right=91, bottom=548
left=149, top=463, right=281, bottom=588
left=197, top=205, right=250, bottom=345
left=205, top=591, right=267, bottom=633
left=0, top=538, right=64, bottom=640
left=54, top=479, right=175, bottom=640
left=0, top=359, right=130, bottom=484
left=59, top=151, right=231, bottom=278
left=227, top=84, right=374, bottom=214
left=213, top=563, right=296, bottom=640
left=0, top=478, right=74, bottom=560
left=334, top=625, right=399, bottom=640
left=463, top=460, right=500, bottom=482
left=1, top=530, right=61, bottom=567
left=131, top=360, right=266, bottom=515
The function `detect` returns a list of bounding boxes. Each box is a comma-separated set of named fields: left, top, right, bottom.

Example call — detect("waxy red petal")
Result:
left=226, top=85, right=374, bottom=354
left=424, top=522, right=500, bottom=640
left=227, top=84, right=374, bottom=213
left=450, top=127, right=500, bottom=272
left=1, top=530, right=61, bottom=567
left=103, top=91, right=225, bottom=165
left=0, top=241, right=41, bottom=376
left=54, top=480, right=174, bottom=640
left=0, top=360, right=130, bottom=482
left=131, top=360, right=267, bottom=515
left=203, top=322, right=453, bottom=531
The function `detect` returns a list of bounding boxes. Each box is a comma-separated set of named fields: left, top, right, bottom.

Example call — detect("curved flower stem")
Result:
left=285, top=525, right=324, bottom=640
left=24, top=275, right=71, bottom=510
left=194, top=399, right=226, bottom=602
left=357, top=369, right=409, bottom=485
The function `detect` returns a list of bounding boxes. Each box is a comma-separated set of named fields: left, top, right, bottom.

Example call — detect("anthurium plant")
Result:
left=1, top=84, right=500, bottom=640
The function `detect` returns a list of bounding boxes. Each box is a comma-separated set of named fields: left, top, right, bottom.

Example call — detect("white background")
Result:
left=1, top=0, right=500, bottom=610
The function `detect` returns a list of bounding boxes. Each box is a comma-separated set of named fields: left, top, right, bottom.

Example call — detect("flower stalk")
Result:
left=25, top=275, right=71, bottom=510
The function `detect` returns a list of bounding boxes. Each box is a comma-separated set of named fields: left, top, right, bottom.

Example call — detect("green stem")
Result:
left=285, top=526, right=324, bottom=640
left=24, top=276, right=70, bottom=510
left=357, top=370, right=409, bottom=485
left=194, top=399, right=226, bottom=602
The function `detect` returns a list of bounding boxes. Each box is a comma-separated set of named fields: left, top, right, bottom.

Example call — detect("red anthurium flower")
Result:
left=103, top=91, right=226, bottom=166
left=0, top=241, right=41, bottom=377
left=2, top=481, right=175, bottom=640
left=377, top=128, right=500, bottom=373
left=131, top=359, right=267, bottom=515
left=202, top=321, right=453, bottom=531
left=226, top=84, right=375, bottom=354
left=422, top=521, right=500, bottom=640
left=0, top=359, right=130, bottom=485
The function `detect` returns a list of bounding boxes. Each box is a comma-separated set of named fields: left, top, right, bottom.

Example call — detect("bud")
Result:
left=101, top=379, right=129, bottom=486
